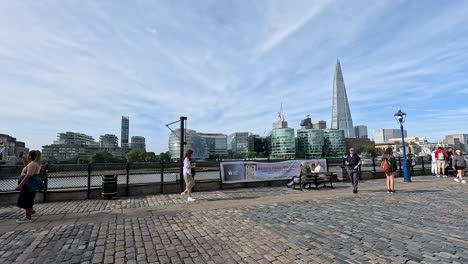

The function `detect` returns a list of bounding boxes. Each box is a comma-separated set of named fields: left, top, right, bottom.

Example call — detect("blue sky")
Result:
left=2, top=0, right=468, bottom=153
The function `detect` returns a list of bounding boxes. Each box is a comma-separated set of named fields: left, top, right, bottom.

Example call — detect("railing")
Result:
left=0, top=157, right=433, bottom=202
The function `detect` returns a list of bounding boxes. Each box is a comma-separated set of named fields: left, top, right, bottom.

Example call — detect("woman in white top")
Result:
left=16, top=150, right=43, bottom=223
left=313, top=161, right=325, bottom=177
left=181, top=149, right=196, bottom=202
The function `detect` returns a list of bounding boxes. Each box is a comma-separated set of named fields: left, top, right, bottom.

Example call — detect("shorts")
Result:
left=456, top=166, right=465, bottom=171
left=437, top=160, right=445, bottom=169
left=17, top=185, right=36, bottom=209
left=184, top=173, right=195, bottom=188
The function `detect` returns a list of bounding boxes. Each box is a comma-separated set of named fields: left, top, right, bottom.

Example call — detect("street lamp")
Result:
left=394, top=108, right=411, bottom=182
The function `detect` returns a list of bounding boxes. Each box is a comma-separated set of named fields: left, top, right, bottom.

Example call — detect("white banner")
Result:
left=220, top=159, right=327, bottom=183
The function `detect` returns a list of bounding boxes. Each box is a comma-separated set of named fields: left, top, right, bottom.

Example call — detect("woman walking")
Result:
left=180, top=149, right=196, bottom=202
left=382, top=148, right=397, bottom=193
left=453, top=150, right=466, bottom=183
left=16, top=150, right=43, bottom=223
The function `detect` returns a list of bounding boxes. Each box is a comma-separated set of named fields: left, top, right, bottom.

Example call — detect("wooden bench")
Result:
left=293, top=172, right=335, bottom=191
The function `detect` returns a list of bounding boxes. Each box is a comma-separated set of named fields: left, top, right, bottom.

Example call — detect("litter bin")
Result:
left=102, top=174, right=117, bottom=200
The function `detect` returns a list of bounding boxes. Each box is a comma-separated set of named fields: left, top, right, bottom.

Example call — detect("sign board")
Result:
left=220, top=159, right=327, bottom=183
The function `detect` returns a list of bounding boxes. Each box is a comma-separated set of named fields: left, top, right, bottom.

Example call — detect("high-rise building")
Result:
left=248, top=135, right=269, bottom=156
left=131, top=136, right=146, bottom=150
left=42, top=132, right=99, bottom=162
left=354, top=125, right=368, bottom=139
left=300, top=115, right=313, bottom=129
left=198, top=133, right=228, bottom=156
left=313, top=121, right=327, bottom=130
left=270, top=114, right=295, bottom=159
left=297, top=129, right=324, bottom=158
left=0, top=134, right=29, bottom=165
left=443, top=134, right=468, bottom=152
left=168, top=129, right=208, bottom=160
left=373, top=129, right=407, bottom=144
left=228, top=132, right=250, bottom=155
left=100, top=134, right=119, bottom=148
left=331, top=59, right=355, bottom=138
left=323, top=129, right=346, bottom=158
left=121, top=116, right=129, bottom=148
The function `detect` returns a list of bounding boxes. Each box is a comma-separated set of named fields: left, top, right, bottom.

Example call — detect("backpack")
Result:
left=437, top=152, right=445, bottom=160
left=380, top=159, right=390, bottom=173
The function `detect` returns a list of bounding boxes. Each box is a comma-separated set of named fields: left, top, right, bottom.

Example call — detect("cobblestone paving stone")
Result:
left=0, top=187, right=292, bottom=220
left=0, top=177, right=466, bottom=263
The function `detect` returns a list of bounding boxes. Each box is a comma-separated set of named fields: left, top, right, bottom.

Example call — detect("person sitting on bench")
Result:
left=287, top=161, right=310, bottom=188
left=303, top=161, right=325, bottom=188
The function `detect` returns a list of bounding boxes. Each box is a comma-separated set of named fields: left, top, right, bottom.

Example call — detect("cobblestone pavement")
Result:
left=0, top=176, right=467, bottom=263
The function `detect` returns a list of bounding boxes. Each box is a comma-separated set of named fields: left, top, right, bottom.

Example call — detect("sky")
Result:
left=1, top=0, right=468, bottom=153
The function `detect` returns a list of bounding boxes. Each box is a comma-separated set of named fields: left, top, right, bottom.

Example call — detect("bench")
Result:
left=293, top=172, right=335, bottom=191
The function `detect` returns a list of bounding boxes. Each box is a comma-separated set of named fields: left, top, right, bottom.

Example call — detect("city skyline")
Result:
left=2, top=1, right=468, bottom=153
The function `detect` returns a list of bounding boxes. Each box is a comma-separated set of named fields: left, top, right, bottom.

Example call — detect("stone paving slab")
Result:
left=0, top=176, right=467, bottom=263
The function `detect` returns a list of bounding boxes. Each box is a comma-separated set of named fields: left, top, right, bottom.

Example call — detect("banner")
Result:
left=220, top=159, right=327, bottom=183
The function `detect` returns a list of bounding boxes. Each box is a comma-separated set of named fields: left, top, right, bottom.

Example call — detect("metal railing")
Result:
left=0, top=157, right=434, bottom=202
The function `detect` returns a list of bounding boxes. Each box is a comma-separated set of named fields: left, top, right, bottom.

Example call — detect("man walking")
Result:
left=434, top=147, right=448, bottom=177
left=345, top=148, right=362, bottom=194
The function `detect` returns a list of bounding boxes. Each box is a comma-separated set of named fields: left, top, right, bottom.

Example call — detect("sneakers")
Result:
left=16, top=217, right=32, bottom=224
left=187, top=197, right=196, bottom=202
left=180, top=191, right=186, bottom=196
left=454, top=178, right=460, bottom=182
left=462, top=180, right=466, bottom=184
left=353, top=190, right=358, bottom=194
left=442, top=175, right=448, bottom=178
left=436, top=175, right=441, bottom=178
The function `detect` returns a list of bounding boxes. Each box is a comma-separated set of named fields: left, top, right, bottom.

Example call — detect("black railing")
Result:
left=0, top=157, right=433, bottom=202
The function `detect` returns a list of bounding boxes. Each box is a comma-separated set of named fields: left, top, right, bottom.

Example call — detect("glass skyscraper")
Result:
left=168, top=129, right=208, bottom=160
left=331, top=59, right=355, bottom=138
left=297, top=129, right=324, bottom=158
left=121, top=116, right=129, bottom=148
left=323, top=129, right=346, bottom=158
left=271, top=128, right=295, bottom=159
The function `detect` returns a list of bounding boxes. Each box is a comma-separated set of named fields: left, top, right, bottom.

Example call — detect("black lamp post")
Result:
left=394, top=108, right=411, bottom=182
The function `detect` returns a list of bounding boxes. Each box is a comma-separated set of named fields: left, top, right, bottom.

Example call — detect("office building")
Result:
left=270, top=115, right=295, bottom=159
left=331, top=59, right=355, bottom=138
left=345, top=138, right=375, bottom=155
left=228, top=132, right=250, bottom=155
left=323, top=129, right=346, bottom=158
left=168, top=129, right=208, bottom=160
left=198, top=133, right=228, bottom=156
left=297, top=129, right=324, bottom=158
left=444, top=134, right=468, bottom=152
left=248, top=135, right=269, bottom=156
left=373, top=129, right=407, bottom=144
left=354, top=125, right=368, bottom=139
left=313, top=121, right=327, bottom=130
left=100, top=134, right=119, bottom=148
left=131, top=136, right=146, bottom=151
left=121, top=116, right=129, bottom=148
left=0, top=134, right=29, bottom=165
left=42, top=132, right=100, bottom=162
left=300, top=115, right=313, bottom=129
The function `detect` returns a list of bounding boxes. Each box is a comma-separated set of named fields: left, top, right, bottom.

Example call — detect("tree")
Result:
left=91, top=150, right=117, bottom=163
left=158, top=151, right=171, bottom=162
left=246, top=151, right=257, bottom=158
left=127, top=149, right=147, bottom=162
left=360, top=145, right=378, bottom=157
left=145, top=152, right=158, bottom=162
left=208, top=154, right=220, bottom=160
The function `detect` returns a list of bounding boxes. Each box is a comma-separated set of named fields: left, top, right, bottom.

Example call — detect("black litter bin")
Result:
left=102, top=174, right=117, bottom=200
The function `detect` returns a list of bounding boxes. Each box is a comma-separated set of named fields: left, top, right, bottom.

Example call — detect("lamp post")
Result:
left=394, top=108, right=411, bottom=182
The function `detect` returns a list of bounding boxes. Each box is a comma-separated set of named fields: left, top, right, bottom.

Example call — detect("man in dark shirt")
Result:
left=345, top=148, right=362, bottom=194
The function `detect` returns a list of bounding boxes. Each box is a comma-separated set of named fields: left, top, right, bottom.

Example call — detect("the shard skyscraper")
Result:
left=331, top=59, right=355, bottom=138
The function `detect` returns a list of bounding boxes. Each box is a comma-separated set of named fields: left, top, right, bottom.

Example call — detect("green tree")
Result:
left=360, top=145, right=378, bottom=157
left=246, top=151, right=257, bottom=158
left=91, top=150, right=117, bottom=163
left=158, top=151, right=171, bottom=162
left=208, top=154, right=220, bottom=160
left=145, top=152, right=158, bottom=162
left=127, top=149, right=147, bottom=162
